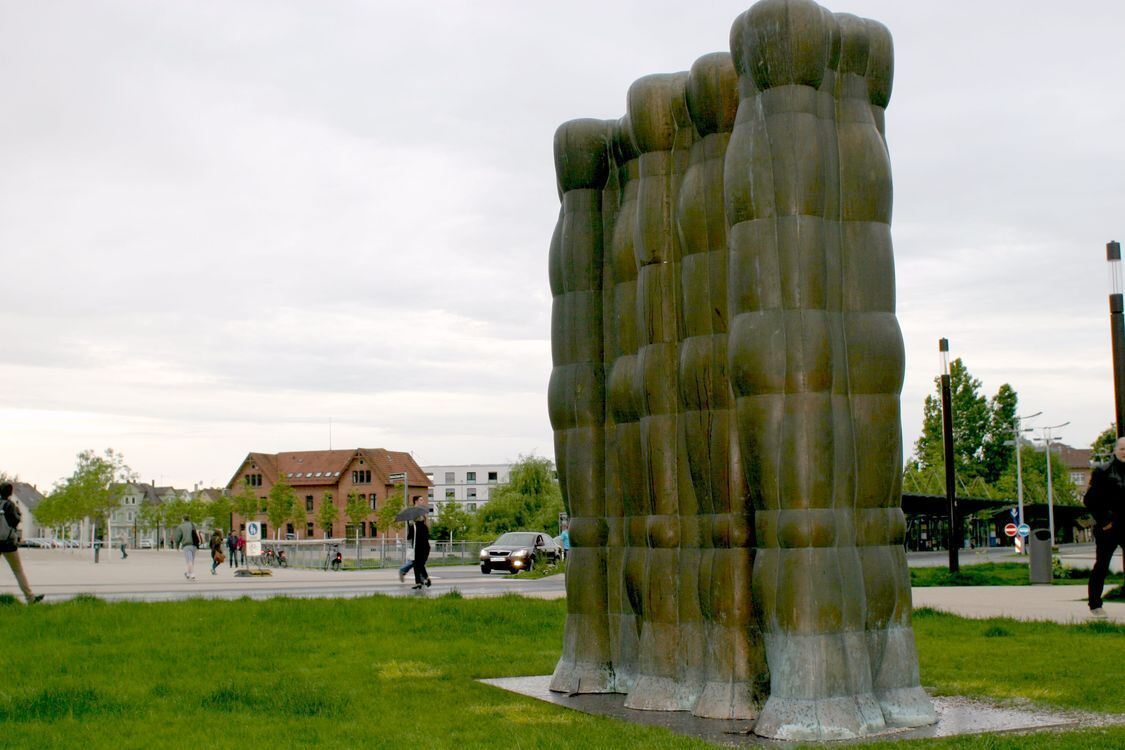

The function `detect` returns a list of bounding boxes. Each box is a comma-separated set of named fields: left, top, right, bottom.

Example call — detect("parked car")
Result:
left=479, top=531, right=561, bottom=574
left=138, top=539, right=155, bottom=549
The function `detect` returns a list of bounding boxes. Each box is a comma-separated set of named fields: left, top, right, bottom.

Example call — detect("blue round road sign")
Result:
left=1017, top=523, right=1031, bottom=537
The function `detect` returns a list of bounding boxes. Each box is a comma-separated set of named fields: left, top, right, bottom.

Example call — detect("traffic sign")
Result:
left=1004, top=523, right=1018, bottom=537
left=1010, top=508, right=1018, bottom=519
left=246, top=522, right=261, bottom=541
left=1018, top=523, right=1031, bottom=537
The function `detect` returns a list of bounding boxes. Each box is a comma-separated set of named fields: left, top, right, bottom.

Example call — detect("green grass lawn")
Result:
left=3, top=595, right=1125, bottom=749
left=910, top=562, right=1124, bottom=588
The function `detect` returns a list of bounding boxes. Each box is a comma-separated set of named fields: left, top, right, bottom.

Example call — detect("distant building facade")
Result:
left=226, top=448, right=430, bottom=540
left=1054, top=442, right=1093, bottom=492
left=9, top=482, right=45, bottom=540
left=421, top=463, right=512, bottom=513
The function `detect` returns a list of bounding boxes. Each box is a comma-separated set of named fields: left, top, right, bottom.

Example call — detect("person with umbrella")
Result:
left=409, top=510, right=432, bottom=590
left=396, top=496, right=426, bottom=583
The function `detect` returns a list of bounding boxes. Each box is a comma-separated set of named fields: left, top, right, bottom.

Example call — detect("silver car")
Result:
left=479, top=531, right=562, bottom=574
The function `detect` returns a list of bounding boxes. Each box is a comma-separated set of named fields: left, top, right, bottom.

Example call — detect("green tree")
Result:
left=1091, top=424, right=1117, bottom=464
left=206, top=493, right=234, bottom=534
left=908, top=359, right=1019, bottom=494
left=980, top=383, right=1018, bottom=484
left=266, top=477, right=298, bottom=540
left=474, top=455, right=564, bottom=538
left=994, top=444, right=1079, bottom=506
left=233, top=484, right=261, bottom=529
left=376, top=489, right=407, bottom=538
left=137, top=499, right=172, bottom=547
left=431, top=501, right=472, bottom=542
left=0, top=470, right=18, bottom=484
left=46, top=449, right=137, bottom=537
left=316, top=491, right=339, bottom=538
left=344, top=491, right=369, bottom=542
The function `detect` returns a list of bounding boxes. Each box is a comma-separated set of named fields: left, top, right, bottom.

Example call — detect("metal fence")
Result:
left=249, top=538, right=490, bottom=570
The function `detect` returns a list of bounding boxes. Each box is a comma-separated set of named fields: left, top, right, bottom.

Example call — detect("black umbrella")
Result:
left=395, top=506, right=427, bottom=522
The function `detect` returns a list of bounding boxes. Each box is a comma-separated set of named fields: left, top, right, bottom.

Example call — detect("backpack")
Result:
left=0, top=499, right=21, bottom=544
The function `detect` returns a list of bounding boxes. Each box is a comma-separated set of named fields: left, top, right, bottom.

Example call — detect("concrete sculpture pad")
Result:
left=484, top=676, right=1121, bottom=746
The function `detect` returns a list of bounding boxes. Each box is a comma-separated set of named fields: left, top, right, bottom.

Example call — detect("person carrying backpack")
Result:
left=171, top=515, right=200, bottom=581
left=0, top=482, right=45, bottom=604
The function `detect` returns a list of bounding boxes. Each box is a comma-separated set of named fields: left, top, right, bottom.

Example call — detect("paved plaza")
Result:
left=3, top=544, right=1124, bottom=624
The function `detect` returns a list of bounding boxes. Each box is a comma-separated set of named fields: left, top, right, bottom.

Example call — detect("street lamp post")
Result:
left=1012, top=411, right=1041, bottom=553
left=1039, top=422, right=1070, bottom=545
left=939, top=338, right=959, bottom=572
left=1108, top=241, right=1125, bottom=438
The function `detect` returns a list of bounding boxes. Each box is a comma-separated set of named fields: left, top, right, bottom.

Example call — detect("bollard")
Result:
left=93, top=542, right=100, bottom=564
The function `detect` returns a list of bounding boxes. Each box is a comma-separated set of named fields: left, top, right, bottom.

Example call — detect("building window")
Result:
left=370, top=493, right=377, bottom=511
left=468, top=503, right=476, bottom=511
left=466, top=471, right=476, bottom=482
left=352, top=469, right=371, bottom=484
left=306, top=522, right=314, bottom=538
left=427, top=489, right=434, bottom=501
left=259, top=497, right=267, bottom=513
left=245, top=473, right=262, bottom=487
left=445, top=471, right=455, bottom=484
left=445, top=488, right=456, bottom=500
left=1070, top=472, right=1086, bottom=486
left=306, top=495, right=314, bottom=512
left=467, top=488, right=477, bottom=499
left=488, top=471, right=498, bottom=482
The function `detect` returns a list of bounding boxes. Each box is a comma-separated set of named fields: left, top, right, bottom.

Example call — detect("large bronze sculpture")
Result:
left=548, top=0, right=937, bottom=740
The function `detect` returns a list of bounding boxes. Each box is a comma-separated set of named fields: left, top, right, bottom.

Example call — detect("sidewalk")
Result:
left=911, top=585, right=1119, bottom=624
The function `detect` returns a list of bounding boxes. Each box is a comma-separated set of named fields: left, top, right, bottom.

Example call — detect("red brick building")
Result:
left=226, top=448, right=431, bottom=539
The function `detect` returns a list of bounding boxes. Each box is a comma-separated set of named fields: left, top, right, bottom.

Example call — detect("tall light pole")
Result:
left=1039, top=421, right=1070, bottom=545
left=1108, top=241, right=1125, bottom=438
left=939, top=338, right=958, bottom=572
left=1011, top=411, right=1040, bottom=554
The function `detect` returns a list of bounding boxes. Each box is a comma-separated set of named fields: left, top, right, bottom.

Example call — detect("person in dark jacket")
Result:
left=1083, top=436, right=1125, bottom=617
left=226, top=531, right=239, bottom=568
left=0, top=482, right=44, bottom=604
left=398, top=496, right=424, bottom=583
left=411, top=513, right=432, bottom=590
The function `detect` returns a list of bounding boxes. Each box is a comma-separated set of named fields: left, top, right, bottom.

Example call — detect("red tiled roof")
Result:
left=227, top=449, right=432, bottom=489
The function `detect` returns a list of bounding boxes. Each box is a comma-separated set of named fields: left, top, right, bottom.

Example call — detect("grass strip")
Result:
left=2, top=596, right=1124, bottom=748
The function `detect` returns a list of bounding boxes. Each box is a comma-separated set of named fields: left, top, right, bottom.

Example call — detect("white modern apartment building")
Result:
left=421, top=464, right=511, bottom=513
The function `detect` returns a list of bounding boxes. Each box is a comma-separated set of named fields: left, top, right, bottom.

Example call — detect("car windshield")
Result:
left=494, top=533, right=539, bottom=547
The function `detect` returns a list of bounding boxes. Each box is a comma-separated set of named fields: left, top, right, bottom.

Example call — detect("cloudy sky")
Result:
left=3, top=0, right=1123, bottom=491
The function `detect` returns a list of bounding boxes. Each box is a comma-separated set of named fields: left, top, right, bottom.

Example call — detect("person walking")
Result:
left=411, top=513, right=432, bottom=590
left=398, top=496, right=424, bottom=583
left=226, top=530, right=239, bottom=569
left=237, top=529, right=247, bottom=566
left=209, top=529, right=225, bottom=575
left=559, top=524, right=570, bottom=562
left=0, top=482, right=44, bottom=604
left=119, top=541, right=128, bottom=559
left=1084, top=436, right=1125, bottom=618
left=171, top=515, right=200, bottom=581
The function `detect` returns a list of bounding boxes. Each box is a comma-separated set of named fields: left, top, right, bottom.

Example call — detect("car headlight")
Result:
left=480, top=549, right=489, bottom=558
left=511, top=548, right=530, bottom=558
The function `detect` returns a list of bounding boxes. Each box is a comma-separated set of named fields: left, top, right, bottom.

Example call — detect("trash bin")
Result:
left=1029, top=528, right=1052, bottom=584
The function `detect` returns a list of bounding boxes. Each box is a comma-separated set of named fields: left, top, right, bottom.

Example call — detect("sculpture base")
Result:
left=482, top=675, right=1118, bottom=745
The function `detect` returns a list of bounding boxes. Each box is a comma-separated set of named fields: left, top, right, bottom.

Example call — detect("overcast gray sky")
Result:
left=3, top=0, right=1123, bottom=490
